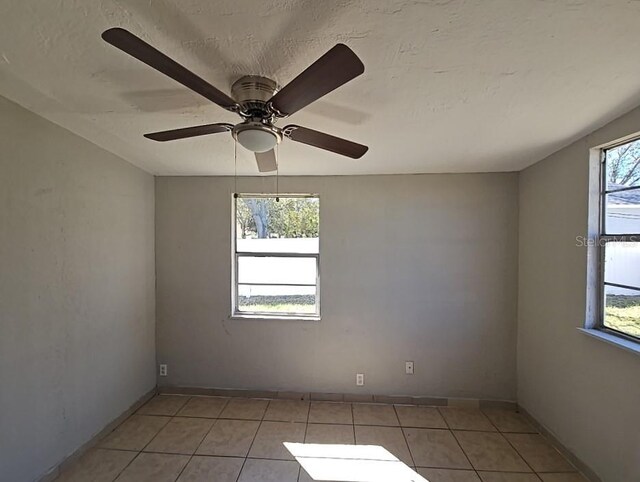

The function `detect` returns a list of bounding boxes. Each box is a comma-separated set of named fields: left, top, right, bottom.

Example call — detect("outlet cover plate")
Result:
left=405, top=361, right=414, bottom=375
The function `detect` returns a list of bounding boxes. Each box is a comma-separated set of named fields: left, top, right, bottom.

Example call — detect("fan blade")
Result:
left=102, top=28, right=238, bottom=111
left=283, top=125, right=368, bottom=159
left=144, top=123, right=232, bottom=142
left=255, top=149, right=278, bottom=172
left=268, top=44, right=364, bottom=117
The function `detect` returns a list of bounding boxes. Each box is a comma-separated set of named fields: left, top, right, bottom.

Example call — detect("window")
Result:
left=599, top=138, right=640, bottom=340
left=232, top=194, right=320, bottom=319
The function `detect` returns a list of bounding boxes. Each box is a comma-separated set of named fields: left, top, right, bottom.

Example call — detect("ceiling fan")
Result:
left=101, top=28, right=368, bottom=172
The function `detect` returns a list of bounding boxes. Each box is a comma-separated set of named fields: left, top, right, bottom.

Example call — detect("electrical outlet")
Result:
left=405, top=361, right=414, bottom=375
left=159, top=364, right=167, bottom=377
left=356, top=373, right=364, bottom=386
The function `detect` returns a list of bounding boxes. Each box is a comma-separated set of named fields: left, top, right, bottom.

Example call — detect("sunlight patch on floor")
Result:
left=284, top=442, right=429, bottom=482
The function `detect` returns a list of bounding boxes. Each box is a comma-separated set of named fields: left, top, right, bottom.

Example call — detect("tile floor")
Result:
left=55, top=395, right=590, bottom=482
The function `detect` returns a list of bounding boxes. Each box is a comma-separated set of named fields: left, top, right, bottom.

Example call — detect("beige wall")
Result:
left=0, top=96, right=156, bottom=481
left=518, top=106, right=640, bottom=482
left=155, top=173, right=519, bottom=400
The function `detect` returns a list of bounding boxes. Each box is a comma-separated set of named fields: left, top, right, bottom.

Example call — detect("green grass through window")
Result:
left=604, top=295, right=640, bottom=338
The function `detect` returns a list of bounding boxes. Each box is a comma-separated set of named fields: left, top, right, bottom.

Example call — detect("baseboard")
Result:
left=38, top=386, right=157, bottom=482
left=518, top=405, right=602, bottom=482
left=157, top=385, right=517, bottom=410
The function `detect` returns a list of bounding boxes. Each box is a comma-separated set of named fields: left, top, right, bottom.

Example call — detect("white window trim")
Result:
left=231, top=193, right=321, bottom=321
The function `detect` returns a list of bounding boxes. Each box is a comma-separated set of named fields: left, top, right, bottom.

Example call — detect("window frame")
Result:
left=597, top=139, right=640, bottom=342
left=231, top=193, right=321, bottom=321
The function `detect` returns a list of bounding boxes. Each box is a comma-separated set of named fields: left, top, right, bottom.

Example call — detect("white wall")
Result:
left=0, top=96, right=156, bottom=481
left=155, top=173, right=519, bottom=400
left=518, top=106, right=640, bottom=482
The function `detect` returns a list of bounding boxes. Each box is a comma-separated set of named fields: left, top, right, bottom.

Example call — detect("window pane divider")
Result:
left=236, top=251, right=319, bottom=258
left=237, top=282, right=317, bottom=287
left=599, top=234, right=640, bottom=241
left=235, top=193, right=318, bottom=199
left=235, top=311, right=319, bottom=319
left=603, top=281, right=640, bottom=291
left=604, top=185, right=640, bottom=195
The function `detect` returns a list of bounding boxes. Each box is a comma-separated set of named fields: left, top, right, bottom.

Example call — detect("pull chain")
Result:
left=275, top=144, right=280, bottom=202
left=233, top=138, right=238, bottom=199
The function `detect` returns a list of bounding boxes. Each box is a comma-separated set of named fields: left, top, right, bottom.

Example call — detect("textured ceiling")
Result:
left=1, top=0, right=640, bottom=175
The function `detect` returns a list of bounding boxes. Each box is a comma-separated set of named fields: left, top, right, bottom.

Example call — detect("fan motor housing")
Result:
left=231, top=75, right=279, bottom=118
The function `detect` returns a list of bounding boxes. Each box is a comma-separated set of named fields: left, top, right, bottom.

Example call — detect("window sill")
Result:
left=578, top=328, right=640, bottom=355
left=230, top=313, right=321, bottom=322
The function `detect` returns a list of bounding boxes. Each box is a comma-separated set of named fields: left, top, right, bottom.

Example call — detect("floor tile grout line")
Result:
left=473, top=406, right=539, bottom=475
left=190, top=400, right=231, bottom=456
left=177, top=396, right=231, bottom=417
left=99, top=405, right=173, bottom=452
left=121, top=417, right=515, bottom=431
left=117, top=450, right=575, bottom=478
left=140, top=451, right=245, bottom=460
left=482, top=407, right=503, bottom=433
left=452, top=428, right=543, bottom=476
left=100, top=403, right=148, bottom=445
left=104, top=395, right=181, bottom=482
left=480, top=408, right=541, bottom=435
left=94, top=447, right=139, bottom=454
left=350, top=403, right=356, bottom=445
left=126, top=397, right=190, bottom=481
left=177, top=396, right=231, bottom=420
left=123, top=452, right=477, bottom=465
left=172, top=413, right=218, bottom=482
left=510, top=432, right=581, bottom=475
left=438, top=407, right=479, bottom=478
left=439, top=405, right=538, bottom=475
left=299, top=421, right=530, bottom=431
left=438, top=406, right=499, bottom=433
left=297, top=400, right=313, bottom=482
left=111, top=450, right=142, bottom=482
left=138, top=413, right=174, bottom=453
left=138, top=403, right=187, bottom=453
left=500, top=431, right=548, bottom=476
left=413, top=463, right=481, bottom=471
left=393, top=404, right=417, bottom=469
left=141, top=408, right=188, bottom=482
left=294, top=455, right=425, bottom=464
left=304, top=399, right=312, bottom=425
left=234, top=399, right=270, bottom=482
left=172, top=451, right=195, bottom=480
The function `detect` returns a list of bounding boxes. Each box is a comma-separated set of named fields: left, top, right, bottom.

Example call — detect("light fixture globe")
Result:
left=233, top=122, right=282, bottom=153
left=236, top=129, right=277, bottom=153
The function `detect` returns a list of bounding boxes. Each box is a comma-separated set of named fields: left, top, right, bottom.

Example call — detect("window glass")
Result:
left=604, top=190, right=640, bottom=235
left=238, top=256, right=317, bottom=285
left=605, top=138, right=640, bottom=190
left=237, top=285, right=317, bottom=315
left=603, top=242, right=640, bottom=288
